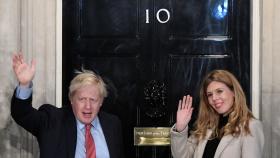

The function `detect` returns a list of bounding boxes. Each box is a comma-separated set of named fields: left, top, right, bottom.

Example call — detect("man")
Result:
left=11, top=53, right=124, bottom=158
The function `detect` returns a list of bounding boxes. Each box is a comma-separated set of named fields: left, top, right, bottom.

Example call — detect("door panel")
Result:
left=172, top=0, right=230, bottom=36
left=63, top=0, right=250, bottom=157
left=81, top=0, right=137, bottom=37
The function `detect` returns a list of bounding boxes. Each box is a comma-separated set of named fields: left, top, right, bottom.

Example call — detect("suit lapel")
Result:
left=214, top=134, right=234, bottom=158
left=65, top=107, right=77, bottom=158
left=98, top=112, right=115, bottom=158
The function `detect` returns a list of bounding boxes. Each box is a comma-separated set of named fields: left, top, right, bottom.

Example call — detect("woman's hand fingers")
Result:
left=182, top=95, right=186, bottom=109
left=176, top=95, right=194, bottom=132
left=179, top=95, right=192, bottom=110
left=186, top=95, right=192, bottom=110
left=178, top=99, right=182, bottom=111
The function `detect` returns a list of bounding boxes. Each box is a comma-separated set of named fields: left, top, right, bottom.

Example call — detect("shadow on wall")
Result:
left=272, top=118, right=280, bottom=158
left=0, top=83, right=39, bottom=158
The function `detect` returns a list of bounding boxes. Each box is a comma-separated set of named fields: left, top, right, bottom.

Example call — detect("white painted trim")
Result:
left=56, top=0, right=62, bottom=107
left=251, top=0, right=261, bottom=119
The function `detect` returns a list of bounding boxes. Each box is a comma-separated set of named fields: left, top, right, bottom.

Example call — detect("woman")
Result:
left=170, top=70, right=264, bottom=158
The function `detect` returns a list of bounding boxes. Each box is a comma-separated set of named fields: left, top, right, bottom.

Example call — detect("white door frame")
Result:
left=56, top=0, right=62, bottom=108
left=251, top=0, right=261, bottom=119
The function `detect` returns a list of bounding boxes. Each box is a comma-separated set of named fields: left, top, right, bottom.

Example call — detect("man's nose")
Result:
left=85, top=99, right=91, bottom=108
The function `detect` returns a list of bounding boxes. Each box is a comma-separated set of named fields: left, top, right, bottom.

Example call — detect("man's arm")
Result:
left=11, top=53, right=41, bottom=136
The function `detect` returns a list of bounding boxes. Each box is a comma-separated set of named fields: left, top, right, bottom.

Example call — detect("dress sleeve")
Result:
left=170, top=124, right=198, bottom=158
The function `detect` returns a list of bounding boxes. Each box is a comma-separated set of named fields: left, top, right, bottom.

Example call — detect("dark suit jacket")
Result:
left=11, top=92, right=124, bottom=158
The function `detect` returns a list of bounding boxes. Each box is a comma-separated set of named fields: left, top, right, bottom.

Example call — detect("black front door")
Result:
left=63, top=0, right=250, bottom=157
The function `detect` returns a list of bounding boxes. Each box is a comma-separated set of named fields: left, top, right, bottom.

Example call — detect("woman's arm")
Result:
left=170, top=124, right=197, bottom=158
left=171, top=95, right=196, bottom=158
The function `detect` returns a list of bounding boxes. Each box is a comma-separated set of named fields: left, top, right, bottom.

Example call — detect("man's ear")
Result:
left=99, top=100, right=103, bottom=107
left=69, top=98, right=73, bottom=105
left=99, top=99, right=104, bottom=107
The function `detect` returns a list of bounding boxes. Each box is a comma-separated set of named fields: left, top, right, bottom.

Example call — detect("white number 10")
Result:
left=145, top=9, right=170, bottom=24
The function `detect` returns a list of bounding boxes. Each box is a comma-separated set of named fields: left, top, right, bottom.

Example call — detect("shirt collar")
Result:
left=76, top=117, right=100, bottom=130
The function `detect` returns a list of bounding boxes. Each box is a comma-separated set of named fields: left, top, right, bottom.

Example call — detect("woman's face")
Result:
left=206, top=81, right=235, bottom=115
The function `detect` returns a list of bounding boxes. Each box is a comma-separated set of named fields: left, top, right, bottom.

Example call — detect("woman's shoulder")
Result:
left=243, top=118, right=265, bottom=152
left=249, top=118, right=263, bottom=128
left=246, top=118, right=264, bottom=138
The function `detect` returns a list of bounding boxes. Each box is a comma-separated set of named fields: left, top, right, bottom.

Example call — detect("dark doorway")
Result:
left=63, top=0, right=250, bottom=157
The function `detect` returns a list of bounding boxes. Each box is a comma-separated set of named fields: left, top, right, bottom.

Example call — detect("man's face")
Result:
left=70, top=85, right=103, bottom=124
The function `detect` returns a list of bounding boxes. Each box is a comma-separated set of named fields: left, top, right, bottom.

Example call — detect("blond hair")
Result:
left=192, top=70, right=254, bottom=140
left=68, top=70, right=108, bottom=100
